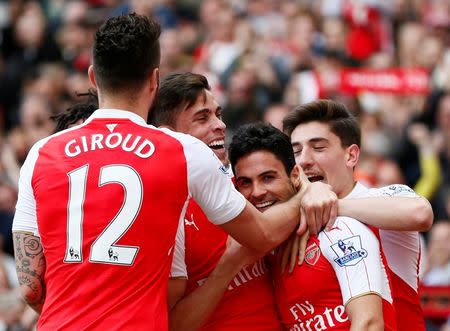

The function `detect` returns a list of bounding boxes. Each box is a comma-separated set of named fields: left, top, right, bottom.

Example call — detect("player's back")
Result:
left=32, top=110, right=189, bottom=330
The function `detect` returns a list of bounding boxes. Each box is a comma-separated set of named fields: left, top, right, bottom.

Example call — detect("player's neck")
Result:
left=98, top=93, right=152, bottom=122
left=338, top=180, right=357, bottom=199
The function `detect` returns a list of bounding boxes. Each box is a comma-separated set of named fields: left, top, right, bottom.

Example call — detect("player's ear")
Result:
left=88, top=65, right=97, bottom=89
left=346, top=144, right=359, bottom=169
left=149, top=68, right=159, bottom=92
left=290, top=164, right=301, bottom=191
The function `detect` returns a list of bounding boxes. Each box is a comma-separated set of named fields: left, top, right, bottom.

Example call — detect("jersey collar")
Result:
left=88, top=108, right=148, bottom=126
left=344, top=181, right=368, bottom=199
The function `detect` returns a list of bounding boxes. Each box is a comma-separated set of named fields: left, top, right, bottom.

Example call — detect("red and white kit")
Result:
left=13, top=109, right=246, bottom=331
left=171, top=199, right=283, bottom=331
left=349, top=182, right=425, bottom=331
left=273, top=216, right=396, bottom=331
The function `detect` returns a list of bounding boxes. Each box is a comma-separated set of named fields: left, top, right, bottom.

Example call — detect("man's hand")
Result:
left=298, top=181, right=338, bottom=235
left=280, top=229, right=310, bottom=273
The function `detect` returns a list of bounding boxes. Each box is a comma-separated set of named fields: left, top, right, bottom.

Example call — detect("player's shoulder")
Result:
left=319, top=217, right=377, bottom=268
left=158, top=127, right=218, bottom=160
left=373, top=184, right=416, bottom=197
left=27, top=129, right=68, bottom=155
left=333, top=216, right=367, bottom=231
left=320, top=216, right=375, bottom=243
left=158, top=127, right=206, bottom=147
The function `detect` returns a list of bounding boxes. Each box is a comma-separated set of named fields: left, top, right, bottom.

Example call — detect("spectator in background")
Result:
left=422, top=222, right=450, bottom=286
left=263, top=103, right=290, bottom=131
left=0, top=0, right=447, bottom=326
left=0, top=1, right=61, bottom=130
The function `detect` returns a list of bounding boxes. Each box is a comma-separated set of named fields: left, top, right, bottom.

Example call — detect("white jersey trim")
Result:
left=170, top=216, right=188, bottom=278
left=159, top=128, right=246, bottom=225
left=347, top=182, right=420, bottom=292
left=319, top=216, right=392, bottom=305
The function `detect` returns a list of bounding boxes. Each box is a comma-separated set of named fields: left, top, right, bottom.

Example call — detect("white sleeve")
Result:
left=368, top=184, right=418, bottom=198
left=184, top=139, right=246, bottom=225
left=170, top=216, right=187, bottom=279
left=319, top=217, right=392, bottom=305
left=12, top=142, right=44, bottom=236
left=366, top=184, right=421, bottom=291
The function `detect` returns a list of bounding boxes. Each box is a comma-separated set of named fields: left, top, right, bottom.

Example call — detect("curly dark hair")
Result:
left=51, top=90, right=98, bottom=132
left=93, top=13, right=161, bottom=92
left=229, top=123, right=295, bottom=176
left=148, top=72, right=211, bottom=127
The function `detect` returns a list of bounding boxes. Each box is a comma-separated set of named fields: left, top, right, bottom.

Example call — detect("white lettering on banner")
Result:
left=196, top=259, right=268, bottom=290
left=289, top=301, right=348, bottom=331
left=65, top=133, right=155, bottom=159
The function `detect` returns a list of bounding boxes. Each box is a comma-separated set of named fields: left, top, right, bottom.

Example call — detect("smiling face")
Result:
left=290, top=121, right=359, bottom=198
left=173, top=89, right=227, bottom=164
left=234, top=150, right=297, bottom=212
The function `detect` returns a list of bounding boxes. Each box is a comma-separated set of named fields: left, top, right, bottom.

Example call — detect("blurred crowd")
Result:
left=0, top=0, right=448, bottom=330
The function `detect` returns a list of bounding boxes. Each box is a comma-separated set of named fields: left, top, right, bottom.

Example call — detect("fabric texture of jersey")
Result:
left=349, top=182, right=425, bottom=331
left=12, top=109, right=246, bottom=331
left=273, top=216, right=396, bottom=331
left=171, top=199, right=283, bottom=331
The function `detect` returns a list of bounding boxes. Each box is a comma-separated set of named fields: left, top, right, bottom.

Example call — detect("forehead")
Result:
left=234, top=150, right=288, bottom=178
left=290, top=121, right=339, bottom=144
left=184, top=89, right=218, bottom=113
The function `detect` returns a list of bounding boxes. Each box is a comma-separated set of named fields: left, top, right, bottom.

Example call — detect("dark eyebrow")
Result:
left=292, top=138, right=329, bottom=147
left=193, top=108, right=211, bottom=116
left=259, top=170, right=277, bottom=177
left=308, top=137, right=329, bottom=144
left=235, top=175, right=250, bottom=182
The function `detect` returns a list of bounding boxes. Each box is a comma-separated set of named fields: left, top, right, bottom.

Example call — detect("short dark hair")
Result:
left=149, top=72, right=211, bottom=127
left=93, top=13, right=161, bottom=92
left=229, top=123, right=296, bottom=176
left=283, top=100, right=361, bottom=148
left=52, top=90, right=98, bottom=132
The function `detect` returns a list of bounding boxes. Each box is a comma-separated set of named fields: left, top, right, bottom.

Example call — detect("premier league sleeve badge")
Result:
left=330, top=235, right=368, bottom=267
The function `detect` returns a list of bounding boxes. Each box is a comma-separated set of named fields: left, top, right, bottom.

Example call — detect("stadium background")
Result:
left=0, top=0, right=448, bottom=329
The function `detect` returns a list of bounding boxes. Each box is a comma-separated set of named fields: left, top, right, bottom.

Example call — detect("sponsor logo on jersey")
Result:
left=330, top=235, right=367, bottom=267
left=289, top=300, right=348, bottom=330
left=197, top=259, right=268, bottom=291
left=305, top=242, right=321, bottom=266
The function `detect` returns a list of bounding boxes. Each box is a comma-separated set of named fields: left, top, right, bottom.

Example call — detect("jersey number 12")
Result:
left=64, top=164, right=142, bottom=266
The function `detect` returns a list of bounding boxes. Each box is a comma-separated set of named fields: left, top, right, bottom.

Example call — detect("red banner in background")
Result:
left=419, top=285, right=450, bottom=319
left=340, top=68, right=430, bottom=95
left=295, top=68, right=430, bottom=104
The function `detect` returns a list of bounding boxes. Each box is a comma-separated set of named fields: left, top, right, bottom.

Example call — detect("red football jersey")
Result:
left=171, top=200, right=283, bottom=331
left=350, top=183, right=425, bottom=331
left=13, top=109, right=246, bottom=331
left=273, top=217, right=396, bottom=331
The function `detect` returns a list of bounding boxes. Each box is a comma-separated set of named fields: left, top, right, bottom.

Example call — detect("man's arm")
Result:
left=321, top=217, right=391, bottom=330
left=168, top=239, right=256, bottom=331
left=13, top=231, right=46, bottom=313
left=346, top=294, right=383, bottom=331
left=186, top=140, right=337, bottom=255
left=221, top=181, right=336, bottom=254
left=338, top=196, right=432, bottom=231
